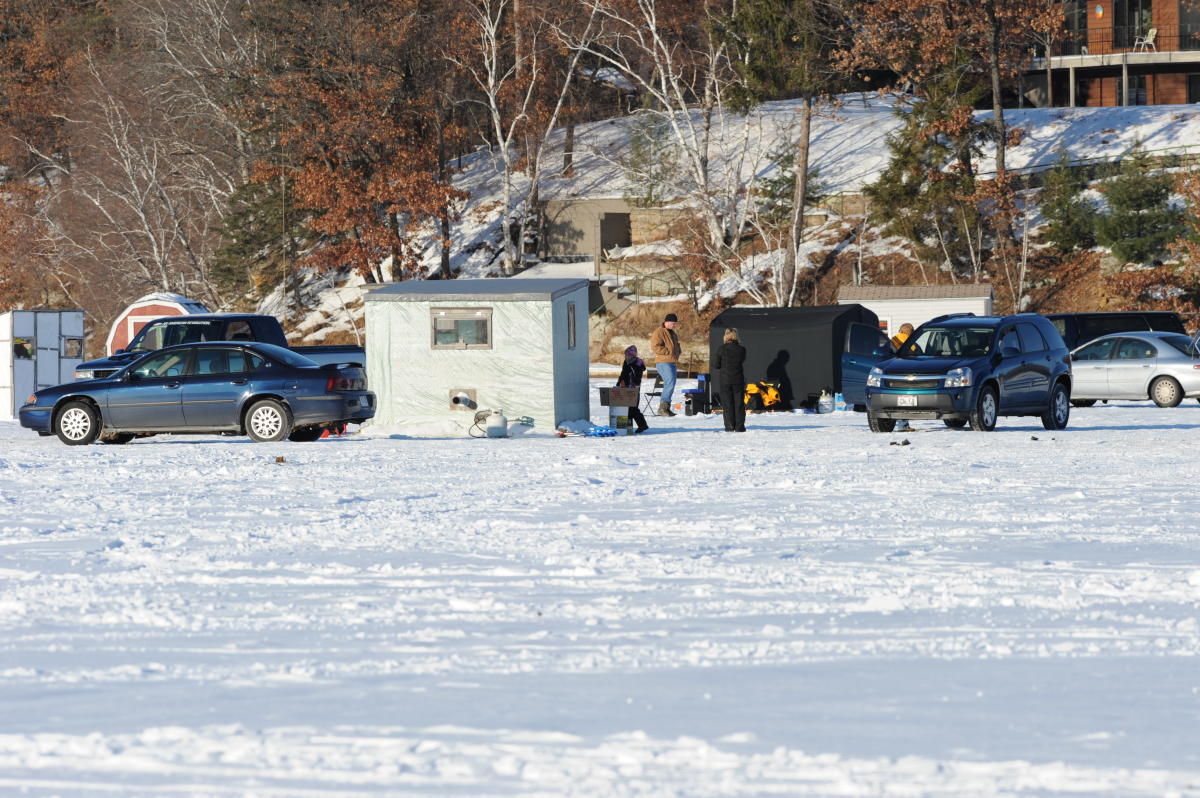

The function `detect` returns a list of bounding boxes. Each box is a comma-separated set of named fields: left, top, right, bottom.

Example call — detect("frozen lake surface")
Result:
left=2, top=397, right=1200, bottom=795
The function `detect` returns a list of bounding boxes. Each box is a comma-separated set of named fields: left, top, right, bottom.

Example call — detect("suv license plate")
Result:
left=897, top=394, right=917, bottom=407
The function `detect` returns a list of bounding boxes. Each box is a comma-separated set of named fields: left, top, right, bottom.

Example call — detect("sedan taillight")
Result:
left=326, top=369, right=366, bottom=392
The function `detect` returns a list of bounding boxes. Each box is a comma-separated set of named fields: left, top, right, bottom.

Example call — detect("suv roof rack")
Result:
left=926, top=312, right=977, bottom=324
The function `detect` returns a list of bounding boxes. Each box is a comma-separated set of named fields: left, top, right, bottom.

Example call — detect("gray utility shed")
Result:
left=1, top=309, right=85, bottom=419
left=837, top=284, right=994, bottom=338
left=364, top=279, right=590, bottom=433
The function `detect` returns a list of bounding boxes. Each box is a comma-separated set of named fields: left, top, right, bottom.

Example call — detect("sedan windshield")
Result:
left=128, top=320, right=227, bottom=353
left=898, top=326, right=994, bottom=358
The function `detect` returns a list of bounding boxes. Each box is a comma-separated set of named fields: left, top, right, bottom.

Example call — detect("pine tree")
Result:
left=1096, top=148, right=1184, bottom=265
left=1039, top=147, right=1096, bottom=252
left=862, top=57, right=990, bottom=281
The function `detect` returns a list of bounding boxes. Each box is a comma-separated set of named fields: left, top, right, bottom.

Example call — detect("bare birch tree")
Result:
left=448, top=0, right=597, bottom=275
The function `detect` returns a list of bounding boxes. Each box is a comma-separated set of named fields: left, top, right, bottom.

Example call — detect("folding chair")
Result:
left=641, top=374, right=663, bottom=414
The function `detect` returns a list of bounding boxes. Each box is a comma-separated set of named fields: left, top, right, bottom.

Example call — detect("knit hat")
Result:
left=664, top=313, right=678, bottom=323
left=624, top=345, right=638, bottom=357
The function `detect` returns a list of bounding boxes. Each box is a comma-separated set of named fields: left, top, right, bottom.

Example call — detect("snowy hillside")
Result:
left=420, top=97, right=1200, bottom=278
left=262, top=99, right=1200, bottom=338
left=3, top=397, right=1200, bottom=794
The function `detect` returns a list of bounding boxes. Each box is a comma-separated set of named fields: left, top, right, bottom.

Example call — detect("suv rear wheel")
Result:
left=969, top=385, right=998, bottom=432
left=1041, top=382, right=1070, bottom=430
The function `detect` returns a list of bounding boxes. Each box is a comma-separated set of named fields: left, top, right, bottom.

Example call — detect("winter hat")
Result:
left=624, top=345, right=638, bottom=357
left=664, top=313, right=678, bottom=323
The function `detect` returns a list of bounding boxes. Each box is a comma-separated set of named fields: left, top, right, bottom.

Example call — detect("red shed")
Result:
left=106, top=293, right=210, bottom=355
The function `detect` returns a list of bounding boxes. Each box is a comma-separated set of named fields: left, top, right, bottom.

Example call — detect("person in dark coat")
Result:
left=617, top=345, right=650, bottom=433
left=714, top=327, right=747, bottom=432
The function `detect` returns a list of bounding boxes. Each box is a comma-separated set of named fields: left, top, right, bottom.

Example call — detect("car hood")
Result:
left=77, top=352, right=143, bottom=372
left=877, top=356, right=984, bottom=375
left=34, top=377, right=117, bottom=400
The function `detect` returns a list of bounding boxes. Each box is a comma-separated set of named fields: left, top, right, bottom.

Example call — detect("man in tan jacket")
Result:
left=649, top=313, right=682, bottom=416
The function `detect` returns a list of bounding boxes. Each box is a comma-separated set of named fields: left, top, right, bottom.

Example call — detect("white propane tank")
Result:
left=486, top=408, right=509, bottom=438
left=817, top=389, right=834, bottom=414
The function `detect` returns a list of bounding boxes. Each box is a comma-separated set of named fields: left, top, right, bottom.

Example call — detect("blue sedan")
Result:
left=19, top=342, right=375, bottom=445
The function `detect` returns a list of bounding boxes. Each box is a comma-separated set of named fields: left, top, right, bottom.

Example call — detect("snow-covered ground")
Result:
left=3, top=392, right=1200, bottom=796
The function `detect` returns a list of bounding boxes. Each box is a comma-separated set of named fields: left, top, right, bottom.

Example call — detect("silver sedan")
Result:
left=1070, top=331, right=1200, bottom=407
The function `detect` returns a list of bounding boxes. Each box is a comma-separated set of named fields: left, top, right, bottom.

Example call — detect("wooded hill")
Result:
left=3, top=0, right=1200, bottom=345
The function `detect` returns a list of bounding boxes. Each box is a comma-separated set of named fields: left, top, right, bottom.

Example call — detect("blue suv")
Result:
left=862, top=314, right=1072, bottom=432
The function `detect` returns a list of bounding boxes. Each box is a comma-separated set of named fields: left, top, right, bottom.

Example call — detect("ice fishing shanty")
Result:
left=364, top=278, right=590, bottom=432
left=0, top=309, right=85, bottom=420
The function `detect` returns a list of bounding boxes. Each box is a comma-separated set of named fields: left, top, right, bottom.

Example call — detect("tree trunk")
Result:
left=1045, top=37, right=1054, bottom=107
left=563, top=120, right=575, bottom=177
left=987, top=1, right=1007, bottom=178
left=782, top=97, right=813, bottom=307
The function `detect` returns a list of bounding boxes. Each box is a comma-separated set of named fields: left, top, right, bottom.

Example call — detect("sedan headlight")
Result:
left=944, top=367, right=972, bottom=388
left=74, top=370, right=94, bottom=380
left=866, top=366, right=884, bottom=388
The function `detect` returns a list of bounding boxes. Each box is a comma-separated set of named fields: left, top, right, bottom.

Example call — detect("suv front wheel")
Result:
left=867, top=412, right=896, bottom=433
left=1041, top=382, right=1070, bottom=430
left=969, top=385, right=998, bottom=432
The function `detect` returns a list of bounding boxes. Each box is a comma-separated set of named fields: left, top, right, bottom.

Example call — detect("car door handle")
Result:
left=164, top=381, right=181, bottom=389
left=231, top=378, right=247, bottom=385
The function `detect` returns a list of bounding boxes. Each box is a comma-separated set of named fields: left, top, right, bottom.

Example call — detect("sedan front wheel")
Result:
left=245, top=399, right=292, bottom=443
left=55, top=400, right=101, bottom=446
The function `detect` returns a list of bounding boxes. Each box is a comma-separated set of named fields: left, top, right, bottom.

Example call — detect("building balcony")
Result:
left=1032, top=24, right=1200, bottom=68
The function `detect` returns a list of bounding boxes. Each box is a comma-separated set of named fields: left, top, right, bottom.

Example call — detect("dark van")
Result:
left=1046, top=312, right=1186, bottom=351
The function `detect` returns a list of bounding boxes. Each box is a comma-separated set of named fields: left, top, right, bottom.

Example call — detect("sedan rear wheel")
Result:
left=245, top=399, right=292, bottom=443
left=1150, top=376, right=1183, bottom=408
left=55, top=400, right=100, bottom=446
left=969, top=386, right=998, bottom=432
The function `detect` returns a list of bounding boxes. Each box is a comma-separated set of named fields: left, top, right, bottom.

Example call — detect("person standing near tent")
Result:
left=617, top=345, right=649, bottom=433
left=649, top=313, right=682, bottom=416
left=890, top=323, right=914, bottom=350
left=714, top=327, right=747, bottom=432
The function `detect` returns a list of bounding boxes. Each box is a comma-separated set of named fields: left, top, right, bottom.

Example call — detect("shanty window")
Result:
left=63, top=338, right=83, bottom=358
left=13, top=338, right=34, bottom=359
left=567, top=302, right=577, bottom=349
left=431, top=307, right=492, bottom=350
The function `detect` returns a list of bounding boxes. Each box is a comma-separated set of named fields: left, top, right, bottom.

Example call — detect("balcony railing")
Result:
left=1045, top=24, right=1200, bottom=57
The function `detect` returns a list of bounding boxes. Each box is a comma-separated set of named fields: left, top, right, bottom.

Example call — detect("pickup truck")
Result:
left=74, top=313, right=365, bottom=380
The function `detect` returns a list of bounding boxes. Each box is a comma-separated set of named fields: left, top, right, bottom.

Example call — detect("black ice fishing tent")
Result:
left=708, top=304, right=880, bottom=409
